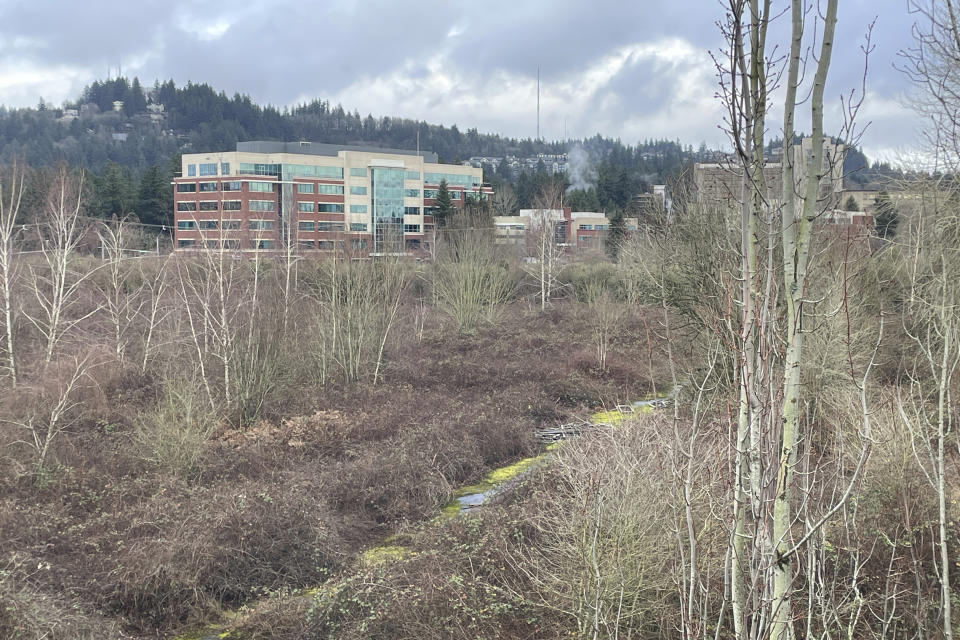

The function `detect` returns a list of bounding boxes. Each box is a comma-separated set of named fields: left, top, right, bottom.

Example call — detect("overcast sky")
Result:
left=0, top=0, right=923, bottom=164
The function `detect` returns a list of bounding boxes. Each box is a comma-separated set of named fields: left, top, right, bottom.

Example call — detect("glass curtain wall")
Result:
left=371, top=168, right=404, bottom=253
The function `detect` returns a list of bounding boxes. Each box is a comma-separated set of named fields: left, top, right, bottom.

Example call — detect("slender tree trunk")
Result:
left=771, top=4, right=838, bottom=639
left=937, top=314, right=954, bottom=640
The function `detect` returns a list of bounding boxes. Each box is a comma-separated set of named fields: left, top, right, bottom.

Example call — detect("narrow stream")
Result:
left=174, top=394, right=671, bottom=640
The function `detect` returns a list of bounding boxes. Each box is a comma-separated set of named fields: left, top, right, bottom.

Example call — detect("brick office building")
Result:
left=173, top=141, right=493, bottom=255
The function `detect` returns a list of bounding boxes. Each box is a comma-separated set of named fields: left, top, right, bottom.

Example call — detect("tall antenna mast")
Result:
left=536, top=66, right=540, bottom=141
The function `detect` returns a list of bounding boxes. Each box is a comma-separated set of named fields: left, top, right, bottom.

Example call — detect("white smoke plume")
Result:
left=565, top=144, right=596, bottom=193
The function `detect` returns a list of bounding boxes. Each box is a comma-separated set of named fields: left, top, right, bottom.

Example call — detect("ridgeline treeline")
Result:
left=1, top=77, right=902, bottom=227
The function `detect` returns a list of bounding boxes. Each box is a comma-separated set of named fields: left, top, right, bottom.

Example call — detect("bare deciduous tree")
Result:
left=24, top=166, right=101, bottom=366
left=0, top=161, right=25, bottom=386
left=96, top=217, right=146, bottom=362
left=525, top=182, right=565, bottom=312
left=7, top=356, right=93, bottom=476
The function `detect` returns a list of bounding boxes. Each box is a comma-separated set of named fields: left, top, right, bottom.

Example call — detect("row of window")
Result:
left=579, top=224, right=609, bottom=231
left=178, top=219, right=371, bottom=233
left=296, top=183, right=345, bottom=195
left=186, top=162, right=230, bottom=177
left=423, top=189, right=463, bottom=200
left=423, top=172, right=481, bottom=187
left=178, top=182, right=430, bottom=197
left=297, top=222, right=348, bottom=232
left=177, top=238, right=374, bottom=251
left=179, top=200, right=354, bottom=214
left=185, top=163, right=435, bottom=183
left=279, top=163, right=343, bottom=180
left=178, top=219, right=276, bottom=231
left=178, top=180, right=250, bottom=193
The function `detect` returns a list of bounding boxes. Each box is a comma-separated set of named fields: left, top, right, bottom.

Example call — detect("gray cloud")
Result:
left=0, top=0, right=929, bottom=163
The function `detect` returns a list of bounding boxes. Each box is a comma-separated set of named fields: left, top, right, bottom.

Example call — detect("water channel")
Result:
left=176, top=394, right=671, bottom=639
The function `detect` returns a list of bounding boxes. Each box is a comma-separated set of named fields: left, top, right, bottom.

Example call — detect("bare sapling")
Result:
left=6, top=355, right=93, bottom=477
left=0, top=161, right=25, bottom=386
left=24, top=165, right=101, bottom=366
left=96, top=216, right=147, bottom=362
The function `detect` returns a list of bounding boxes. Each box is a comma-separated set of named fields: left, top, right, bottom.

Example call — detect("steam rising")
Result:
left=565, top=144, right=595, bottom=193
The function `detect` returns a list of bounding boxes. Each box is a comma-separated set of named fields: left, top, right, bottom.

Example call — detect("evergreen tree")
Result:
left=136, top=165, right=173, bottom=226
left=434, top=179, right=454, bottom=227
left=606, top=212, right=628, bottom=261
left=874, top=190, right=898, bottom=238
left=843, top=195, right=860, bottom=211
left=92, top=162, right=135, bottom=218
left=124, top=77, right=148, bottom=116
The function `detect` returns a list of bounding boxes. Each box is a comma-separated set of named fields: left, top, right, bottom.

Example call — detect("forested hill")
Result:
left=0, top=76, right=900, bottom=225
left=1, top=76, right=693, bottom=174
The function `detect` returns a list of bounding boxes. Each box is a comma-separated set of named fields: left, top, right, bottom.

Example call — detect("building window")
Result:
left=424, top=172, right=480, bottom=187
left=595, top=224, right=608, bottom=230
left=297, top=183, right=315, bottom=194
left=249, top=200, right=276, bottom=212
left=239, top=162, right=281, bottom=177
left=299, top=221, right=315, bottom=232
left=318, top=222, right=345, bottom=232
left=249, top=181, right=274, bottom=192
left=177, top=220, right=196, bottom=230
left=404, top=189, right=420, bottom=198
left=222, top=200, right=242, bottom=211
left=297, top=202, right=314, bottom=213
left=403, top=206, right=420, bottom=215
left=318, top=203, right=344, bottom=213
left=199, top=163, right=217, bottom=176
left=220, top=162, right=230, bottom=175
left=580, top=225, right=593, bottom=230
left=349, top=186, right=367, bottom=195
left=281, top=164, right=342, bottom=179
left=187, top=164, right=196, bottom=177
left=318, top=240, right=335, bottom=250
left=199, top=182, right=218, bottom=192
left=423, top=189, right=438, bottom=199
left=251, top=239, right=275, bottom=250
left=298, top=240, right=315, bottom=249
left=199, top=201, right=219, bottom=211
left=221, top=239, right=240, bottom=250
left=178, top=239, right=196, bottom=248
left=403, top=224, right=421, bottom=233
left=249, top=220, right=275, bottom=231
left=176, top=183, right=196, bottom=193
left=349, top=222, right=367, bottom=232
left=222, top=181, right=242, bottom=191
left=349, top=205, right=367, bottom=214
left=405, top=238, right=421, bottom=250
left=351, top=239, right=368, bottom=250
left=350, top=168, right=367, bottom=177
left=198, top=220, right=218, bottom=230
left=177, top=202, right=197, bottom=212
left=450, top=191, right=461, bottom=200
left=404, top=171, right=420, bottom=180
left=318, top=184, right=344, bottom=195
left=221, top=220, right=241, bottom=230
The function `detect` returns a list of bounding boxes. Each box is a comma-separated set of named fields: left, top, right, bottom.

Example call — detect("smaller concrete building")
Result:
left=493, top=209, right=637, bottom=251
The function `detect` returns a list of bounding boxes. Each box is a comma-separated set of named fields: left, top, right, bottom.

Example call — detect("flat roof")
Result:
left=237, top=140, right=439, bottom=164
